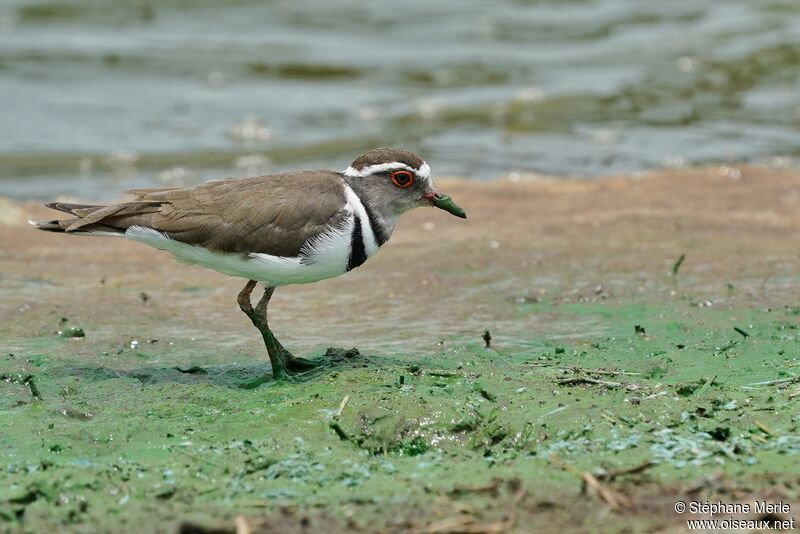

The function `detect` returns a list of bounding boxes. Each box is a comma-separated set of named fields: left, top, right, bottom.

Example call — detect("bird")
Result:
left=30, top=148, right=467, bottom=380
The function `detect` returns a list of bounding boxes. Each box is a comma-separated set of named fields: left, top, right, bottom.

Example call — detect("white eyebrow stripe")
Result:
left=343, top=161, right=431, bottom=183
left=418, top=162, right=431, bottom=180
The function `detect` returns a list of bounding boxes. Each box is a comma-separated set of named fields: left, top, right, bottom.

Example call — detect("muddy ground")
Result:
left=2, top=165, right=800, bottom=533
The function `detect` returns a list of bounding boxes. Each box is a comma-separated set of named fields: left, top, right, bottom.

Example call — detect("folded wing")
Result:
left=40, top=171, right=348, bottom=258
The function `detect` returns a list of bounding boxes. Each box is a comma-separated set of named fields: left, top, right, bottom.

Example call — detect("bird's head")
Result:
left=343, top=148, right=466, bottom=221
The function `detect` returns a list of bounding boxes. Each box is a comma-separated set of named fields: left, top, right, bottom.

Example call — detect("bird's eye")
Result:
left=391, top=170, right=414, bottom=188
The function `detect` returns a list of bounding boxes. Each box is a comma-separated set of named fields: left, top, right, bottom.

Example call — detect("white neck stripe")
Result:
left=343, top=161, right=431, bottom=183
left=342, top=183, right=379, bottom=256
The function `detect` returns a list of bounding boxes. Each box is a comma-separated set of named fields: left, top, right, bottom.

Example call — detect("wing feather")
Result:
left=66, top=171, right=349, bottom=257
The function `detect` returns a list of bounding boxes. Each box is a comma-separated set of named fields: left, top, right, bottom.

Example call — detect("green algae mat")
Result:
left=5, top=169, right=800, bottom=532
left=3, top=300, right=799, bottom=533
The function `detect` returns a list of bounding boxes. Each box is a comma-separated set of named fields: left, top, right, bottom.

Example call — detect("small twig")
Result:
left=600, top=413, right=618, bottom=425
left=449, top=479, right=500, bottom=496
left=426, top=516, right=475, bottom=534
left=696, top=375, right=717, bottom=396
left=591, top=369, right=641, bottom=377
left=235, top=500, right=270, bottom=508
left=559, top=367, right=641, bottom=377
left=548, top=454, right=581, bottom=476
left=582, top=472, right=623, bottom=509
left=671, top=253, right=686, bottom=275
left=753, top=420, right=772, bottom=435
left=642, top=391, right=668, bottom=401
left=428, top=370, right=461, bottom=378
left=512, top=487, right=528, bottom=505
left=788, top=388, right=800, bottom=399
left=234, top=516, right=251, bottom=534
left=524, top=360, right=556, bottom=367
left=426, top=514, right=515, bottom=534
left=549, top=455, right=625, bottom=510
left=597, top=461, right=655, bottom=481
left=745, top=375, right=800, bottom=387
left=329, top=421, right=351, bottom=441
left=335, top=395, right=350, bottom=419
left=733, top=326, right=750, bottom=338
left=558, top=377, right=622, bottom=388
left=539, top=405, right=568, bottom=419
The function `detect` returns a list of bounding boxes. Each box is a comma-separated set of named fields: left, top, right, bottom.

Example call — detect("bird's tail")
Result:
left=28, top=218, right=66, bottom=232
left=29, top=202, right=125, bottom=236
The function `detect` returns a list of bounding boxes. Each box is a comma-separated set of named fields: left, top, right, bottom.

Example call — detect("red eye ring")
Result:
left=391, top=170, right=414, bottom=188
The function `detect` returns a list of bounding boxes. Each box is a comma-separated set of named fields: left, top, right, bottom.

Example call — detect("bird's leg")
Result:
left=237, top=280, right=290, bottom=380
left=237, top=281, right=322, bottom=379
left=257, top=294, right=326, bottom=372
left=252, top=286, right=325, bottom=372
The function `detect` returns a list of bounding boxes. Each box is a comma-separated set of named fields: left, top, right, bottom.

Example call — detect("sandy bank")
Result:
left=2, top=165, right=800, bottom=353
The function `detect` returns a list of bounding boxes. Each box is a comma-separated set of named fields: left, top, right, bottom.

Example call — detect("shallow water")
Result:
left=1, top=0, right=799, bottom=199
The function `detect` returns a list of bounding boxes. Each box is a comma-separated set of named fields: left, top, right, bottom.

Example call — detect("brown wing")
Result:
left=64, top=171, right=348, bottom=257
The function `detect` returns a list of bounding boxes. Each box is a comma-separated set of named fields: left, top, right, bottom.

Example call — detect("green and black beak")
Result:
left=424, top=191, right=467, bottom=218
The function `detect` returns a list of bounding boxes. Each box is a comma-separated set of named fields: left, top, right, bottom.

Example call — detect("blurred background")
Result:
left=1, top=0, right=798, bottom=200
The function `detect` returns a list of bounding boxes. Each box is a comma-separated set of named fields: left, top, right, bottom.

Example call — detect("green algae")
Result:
left=1, top=301, right=799, bottom=532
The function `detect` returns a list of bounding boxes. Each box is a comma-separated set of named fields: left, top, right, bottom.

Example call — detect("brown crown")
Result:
left=350, top=148, right=424, bottom=171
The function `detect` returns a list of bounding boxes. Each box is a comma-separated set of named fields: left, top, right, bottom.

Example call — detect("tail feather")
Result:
left=29, top=218, right=66, bottom=232
left=30, top=217, right=126, bottom=236
left=45, top=202, right=104, bottom=215
left=31, top=202, right=130, bottom=236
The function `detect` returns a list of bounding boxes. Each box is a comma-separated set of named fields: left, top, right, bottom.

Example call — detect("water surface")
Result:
left=1, top=0, right=799, bottom=199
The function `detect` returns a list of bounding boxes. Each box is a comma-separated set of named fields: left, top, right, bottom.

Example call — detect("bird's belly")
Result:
left=245, top=252, right=349, bottom=285
left=125, top=225, right=357, bottom=286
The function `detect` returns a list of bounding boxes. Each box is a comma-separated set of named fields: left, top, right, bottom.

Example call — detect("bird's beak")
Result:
left=423, top=190, right=467, bottom=219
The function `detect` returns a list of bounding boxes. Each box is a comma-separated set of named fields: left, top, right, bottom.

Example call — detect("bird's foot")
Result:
left=271, top=336, right=325, bottom=373
left=282, top=347, right=360, bottom=373
left=283, top=354, right=326, bottom=372
left=274, top=348, right=360, bottom=379
left=267, top=345, right=323, bottom=381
